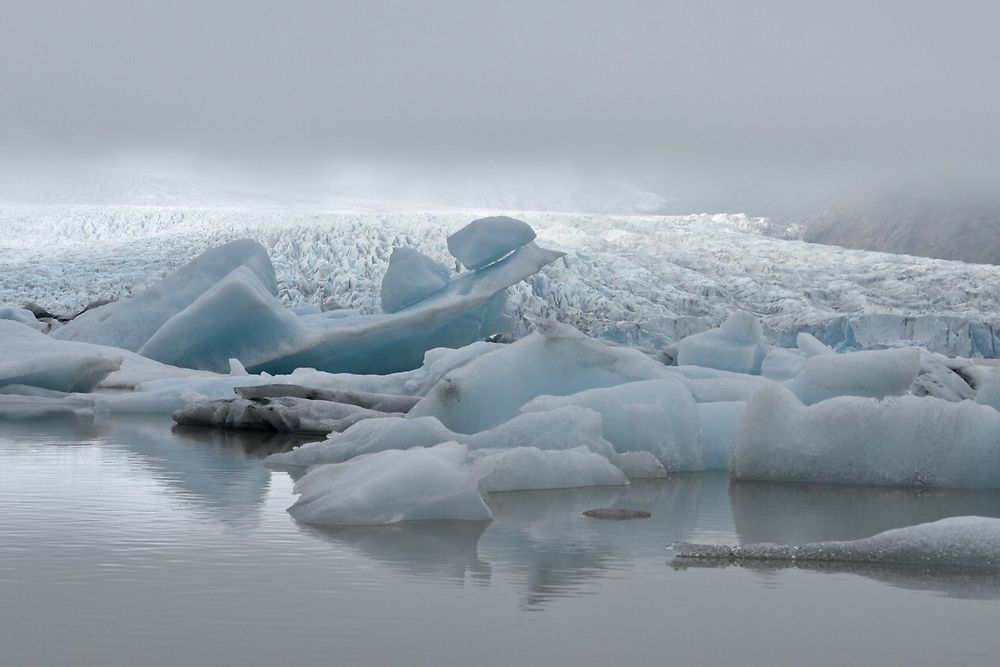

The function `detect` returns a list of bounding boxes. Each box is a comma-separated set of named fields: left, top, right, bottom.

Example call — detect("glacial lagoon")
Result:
left=3, top=415, right=1000, bottom=666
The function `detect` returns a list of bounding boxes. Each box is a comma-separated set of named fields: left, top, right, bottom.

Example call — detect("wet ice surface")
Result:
left=3, top=417, right=1000, bottom=666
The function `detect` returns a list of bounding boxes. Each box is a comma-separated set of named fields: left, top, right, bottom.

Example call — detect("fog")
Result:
left=1, top=1, right=998, bottom=203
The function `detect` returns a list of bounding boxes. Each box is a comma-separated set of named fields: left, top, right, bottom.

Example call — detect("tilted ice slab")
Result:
left=672, top=516, right=1000, bottom=570
left=732, top=384, right=1000, bottom=488
left=53, top=239, right=277, bottom=351
left=7, top=206, right=1000, bottom=356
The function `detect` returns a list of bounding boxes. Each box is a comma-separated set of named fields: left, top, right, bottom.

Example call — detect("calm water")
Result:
left=3, top=415, right=1000, bottom=666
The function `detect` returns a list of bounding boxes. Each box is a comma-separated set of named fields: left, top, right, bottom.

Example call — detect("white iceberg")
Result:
left=472, top=446, right=628, bottom=493
left=675, top=311, right=767, bottom=375
left=446, top=215, right=537, bottom=270
left=409, top=320, right=671, bottom=433
left=732, top=383, right=1000, bottom=488
left=380, top=247, right=451, bottom=313
left=521, top=378, right=703, bottom=471
left=288, top=443, right=494, bottom=526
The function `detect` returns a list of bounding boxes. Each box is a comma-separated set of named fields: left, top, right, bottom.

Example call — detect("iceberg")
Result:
left=672, top=516, right=1000, bottom=570
left=234, top=384, right=419, bottom=413
left=379, top=247, right=452, bottom=313
left=172, top=396, right=394, bottom=434
left=0, top=305, right=47, bottom=332
left=472, top=446, right=628, bottom=493
left=446, top=215, right=537, bottom=270
left=288, top=443, right=494, bottom=526
left=409, top=320, right=671, bottom=433
left=50, top=224, right=562, bottom=375
left=53, top=239, right=277, bottom=351
left=783, top=347, right=921, bottom=405
left=732, top=384, right=1000, bottom=488
left=675, top=312, right=767, bottom=375
left=521, top=379, right=703, bottom=471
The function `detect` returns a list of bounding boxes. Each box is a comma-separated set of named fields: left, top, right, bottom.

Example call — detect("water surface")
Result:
left=2, top=416, right=1000, bottom=666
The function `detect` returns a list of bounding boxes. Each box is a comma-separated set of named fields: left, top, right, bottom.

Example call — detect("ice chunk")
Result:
left=697, top=401, right=745, bottom=470
left=288, top=443, right=493, bottom=525
left=446, top=216, right=537, bottom=270
left=267, top=406, right=617, bottom=469
left=0, top=393, right=95, bottom=419
left=797, top=332, right=833, bottom=357
left=783, top=347, right=921, bottom=405
left=138, top=266, right=307, bottom=373
left=610, top=452, right=668, bottom=479
left=235, top=384, right=419, bottom=413
left=0, top=321, right=121, bottom=392
left=675, top=312, right=767, bottom=375
left=910, top=350, right=977, bottom=402
left=266, top=416, right=457, bottom=468
left=732, top=384, right=1000, bottom=488
left=0, top=306, right=46, bottom=332
left=472, top=446, right=628, bottom=492
left=672, top=516, right=1000, bottom=570
left=53, top=239, right=277, bottom=351
left=380, top=247, right=451, bottom=312
left=172, top=396, right=394, bottom=434
left=760, top=347, right=807, bottom=381
left=248, top=240, right=563, bottom=375
left=976, top=369, right=1000, bottom=412
left=521, top=379, right=703, bottom=472
left=410, top=320, right=671, bottom=433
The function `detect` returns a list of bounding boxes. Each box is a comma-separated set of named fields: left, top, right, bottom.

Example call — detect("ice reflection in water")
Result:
left=4, top=416, right=1000, bottom=665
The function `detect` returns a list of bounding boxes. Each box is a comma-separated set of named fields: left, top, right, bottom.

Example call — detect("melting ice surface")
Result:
left=5, top=416, right=1000, bottom=666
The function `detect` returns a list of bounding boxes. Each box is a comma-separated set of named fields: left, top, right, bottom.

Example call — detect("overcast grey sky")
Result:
left=1, top=0, right=998, bottom=186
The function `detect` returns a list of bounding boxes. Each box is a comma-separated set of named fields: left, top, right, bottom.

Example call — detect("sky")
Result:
left=1, top=0, right=998, bottom=197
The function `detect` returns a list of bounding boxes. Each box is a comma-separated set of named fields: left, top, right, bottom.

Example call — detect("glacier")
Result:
left=5, top=206, right=1000, bottom=356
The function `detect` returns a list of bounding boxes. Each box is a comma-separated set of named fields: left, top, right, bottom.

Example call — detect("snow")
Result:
left=379, top=246, right=451, bottom=312
left=672, top=516, right=1000, bottom=570
left=732, top=384, right=1000, bottom=488
left=446, top=215, right=537, bottom=269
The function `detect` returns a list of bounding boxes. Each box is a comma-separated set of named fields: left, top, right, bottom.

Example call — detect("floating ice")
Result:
left=234, top=384, right=419, bottom=413
left=783, top=347, right=921, bottom=405
left=446, top=215, right=536, bottom=270
left=472, top=446, right=628, bottom=493
left=53, top=239, right=277, bottom=351
left=172, top=396, right=394, bottom=434
left=976, top=369, right=1000, bottom=412
left=675, top=312, right=767, bottom=375
left=410, top=320, right=671, bottom=433
left=672, top=516, right=1000, bottom=570
left=521, top=379, right=703, bottom=471
left=288, top=443, right=494, bottom=526
left=0, top=306, right=46, bottom=332
left=759, top=347, right=807, bottom=381
left=49, top=225, right=561, bottom=374
left=379, top=247, right=451, bottom=313
left=138, top=265, right=307, bottom=372
left=796, top=332, right=833, bottom=357
left=267, top=406, right=623, bottom=472
left=732, top=384, right=1000, bottom=488
left=0, top=320, right=120, bottom=392
left=697, top=401, right=745, bottom=470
